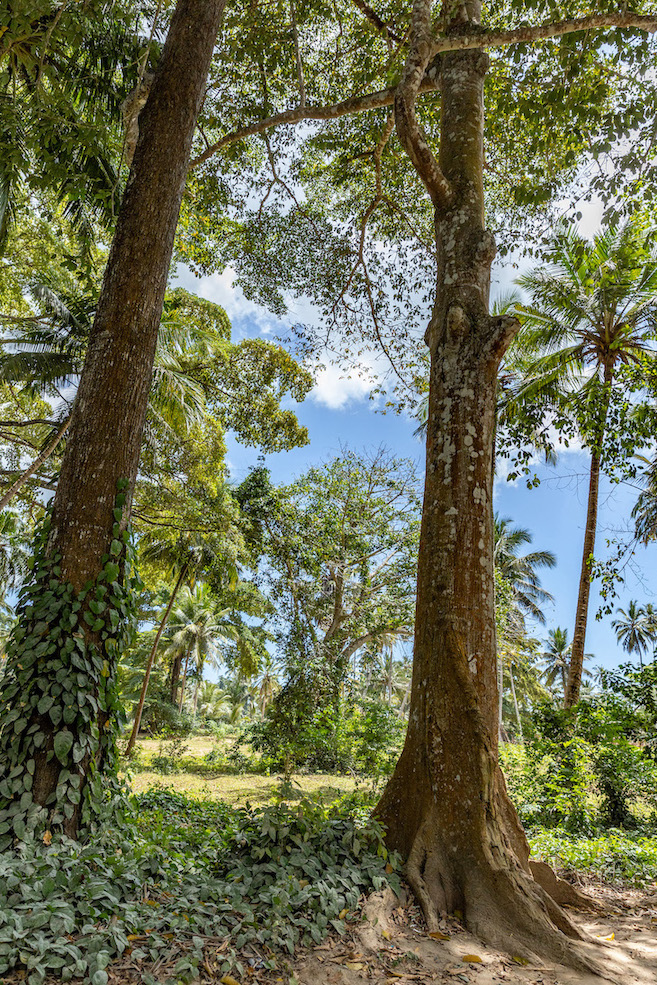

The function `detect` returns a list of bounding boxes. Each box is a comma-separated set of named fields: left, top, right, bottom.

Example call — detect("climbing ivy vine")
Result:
left=0, top=482, right=141, bottom=848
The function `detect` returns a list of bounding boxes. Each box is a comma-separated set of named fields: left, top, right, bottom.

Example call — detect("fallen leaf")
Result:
left=462, top=955, right=482, bottom=963
left=429, top=931, right=450, bottom=940
left=385, top=863, right=394, bottom=874
left=345, top=962, right=365, bottom=971
left=339, top=908, right=349, bottom=919
left=221, top=976, right=241, bottom=985
left=511, top=956, right=529, bottom=966
left=382, top=929, right=392, bottom=940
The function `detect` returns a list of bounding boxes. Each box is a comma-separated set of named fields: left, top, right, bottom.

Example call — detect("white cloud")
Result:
left=173, top=264, right=279, bottom=336
left=310, top=362, right=379, bottom=410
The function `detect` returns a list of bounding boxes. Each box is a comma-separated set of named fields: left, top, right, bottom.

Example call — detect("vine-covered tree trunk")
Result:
left=0, top=0, right=225, bottom=841
left=376, top=0, right=600, bottom=969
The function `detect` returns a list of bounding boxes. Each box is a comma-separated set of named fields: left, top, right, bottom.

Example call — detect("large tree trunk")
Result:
left=376, top=1, right=599, bottom=970
left=0, top=0, right=225, bottom=840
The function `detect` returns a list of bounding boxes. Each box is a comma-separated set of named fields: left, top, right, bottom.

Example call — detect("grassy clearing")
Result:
left=126, top=770, right=358, bottom=805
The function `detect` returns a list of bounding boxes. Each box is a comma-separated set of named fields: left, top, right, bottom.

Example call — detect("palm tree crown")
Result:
left=505, top=219, right=657, bottom=708
left=613, top=601, right=657, bottom=666
left=494, top=514, right=556, bottom=626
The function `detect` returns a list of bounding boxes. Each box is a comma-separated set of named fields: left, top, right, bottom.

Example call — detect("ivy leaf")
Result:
left=53, top=729, right=74, bottom=764
left=103, top=562, right=120, bottom=583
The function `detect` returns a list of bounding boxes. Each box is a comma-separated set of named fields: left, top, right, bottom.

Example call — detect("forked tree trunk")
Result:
left=0, top=0, right=225, bottom=835
left=376, top=1, right=599, bottom=970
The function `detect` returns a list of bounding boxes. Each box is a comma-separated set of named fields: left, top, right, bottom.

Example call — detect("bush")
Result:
left=246, top=690, right=404, bottom=777
left=530, top=828, right=657, bottom=887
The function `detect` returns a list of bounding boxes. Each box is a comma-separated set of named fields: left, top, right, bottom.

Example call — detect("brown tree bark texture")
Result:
left=376, top=0, right=603, bottom=972
left=48, top=0, right=225, bottom=591
left=27, top=0, right=225, bottom=816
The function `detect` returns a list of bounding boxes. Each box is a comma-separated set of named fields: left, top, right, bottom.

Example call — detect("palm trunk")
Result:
left=125, top=562, right=189, bottom=756
left=170, top=652, right=183, bottom=703
left=565, top=365, right=613, bottom=709
left=509, top=665, right=523, bottom=743
left=0, top=0, right=226, bottom=838
left=178, top=649, right=191, bottom=712
left=0, top=417, right=70, bottom=511
left=498, top=656, right=504, bottom=739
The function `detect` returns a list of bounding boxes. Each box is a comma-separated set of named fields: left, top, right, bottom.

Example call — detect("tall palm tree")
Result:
left=494, top=514, right=556, bottom=625
left=612, top=601, right=657, bottom=667
left=165, top=584, right=236, bottom=716
left=507, top=220, right=657, bottom=707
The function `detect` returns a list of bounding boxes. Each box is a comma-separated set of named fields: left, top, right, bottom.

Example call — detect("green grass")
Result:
left=123, top=735, right=360, bottom=806
left=127, top=771, right=357, bottom=805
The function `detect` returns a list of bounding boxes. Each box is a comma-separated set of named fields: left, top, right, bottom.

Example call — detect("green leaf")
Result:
left=53, top=730, right=74, bottom=764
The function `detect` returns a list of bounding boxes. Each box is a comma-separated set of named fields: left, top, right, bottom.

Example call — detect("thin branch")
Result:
left=350, top=0, right=403, bottom=43
left=430, top=13, right=657, bottom=56
left=289, top=0, right=306, bottom=108
left=0, top=418, right=62, bottom=428
left=0, top=417, right=70, bottom=511
left=189, top=78, right=438, bottom=168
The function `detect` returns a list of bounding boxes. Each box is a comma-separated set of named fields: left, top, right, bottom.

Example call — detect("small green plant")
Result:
left=151, top=735, right=190, bottom=774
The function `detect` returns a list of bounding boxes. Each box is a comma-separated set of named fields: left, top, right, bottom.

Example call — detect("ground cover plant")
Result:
left=0, top=788, right=399, bottom=985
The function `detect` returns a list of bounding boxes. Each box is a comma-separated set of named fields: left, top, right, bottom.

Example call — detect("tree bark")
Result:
left=0, top=0, right=226, bottom=835
left=170, top=652, right=183, bottom=704
left=509, top=666, right=523, bottom=743
left=375, top=1, right=600, bottom=970
left=125, top=562, right=189, bottom=757
left=565, top=365, right=612, bottom=709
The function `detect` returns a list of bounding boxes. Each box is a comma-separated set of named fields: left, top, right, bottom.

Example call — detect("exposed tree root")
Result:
left=530, top=859, right=604, bottom=912
left=401, top=817, right=616, bottom=981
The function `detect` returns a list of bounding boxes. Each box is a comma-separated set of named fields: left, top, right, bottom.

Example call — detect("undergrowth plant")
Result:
left=0, top=789, right=400, bottom=985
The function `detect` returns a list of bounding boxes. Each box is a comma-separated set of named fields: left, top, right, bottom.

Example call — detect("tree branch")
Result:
left=189, top=78, right=439, bottom=168
left=350, top=0, right=403, bottom=43
left=430, top=13, right=657, bottom=56
left=395, top=0, right=454, bottom=208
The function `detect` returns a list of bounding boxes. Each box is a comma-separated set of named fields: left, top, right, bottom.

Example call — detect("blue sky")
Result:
left=175, top=213, right=657, bottom=675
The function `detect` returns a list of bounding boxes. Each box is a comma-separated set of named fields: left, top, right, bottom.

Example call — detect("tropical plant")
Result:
left=540, top=627, right=572, bottom=696
left=613, top=601, right=657, bottom=666
left=505, top=219, right=657, bottom=707
left=494, top=514, right=556, bottom=625
left=165, top=584, right=237, bottom=716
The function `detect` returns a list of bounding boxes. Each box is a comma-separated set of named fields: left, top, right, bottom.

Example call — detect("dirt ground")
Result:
left=286, top=884, right=657, bottom=985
